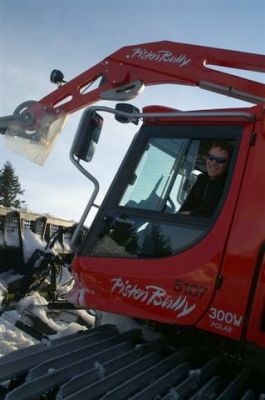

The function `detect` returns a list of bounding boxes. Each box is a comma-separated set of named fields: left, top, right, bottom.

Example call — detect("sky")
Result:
left=0, top=0, right=264, bottom=224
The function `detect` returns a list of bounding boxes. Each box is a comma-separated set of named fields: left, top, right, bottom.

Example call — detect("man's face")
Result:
left=206, top=147, right=229, bottom=180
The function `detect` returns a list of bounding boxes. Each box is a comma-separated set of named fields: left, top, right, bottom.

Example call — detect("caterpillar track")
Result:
left=0, top=324, right=264, bottom=400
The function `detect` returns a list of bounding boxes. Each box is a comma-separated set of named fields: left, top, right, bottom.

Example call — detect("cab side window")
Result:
left=119, top=138, right=200, bottom=213
left=89, top=135, right=235, bottom=258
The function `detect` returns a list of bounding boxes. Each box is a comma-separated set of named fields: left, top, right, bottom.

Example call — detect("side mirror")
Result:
left=115, top=103, right=140, bottom=125
left=72, top=109, right=103, bottom=162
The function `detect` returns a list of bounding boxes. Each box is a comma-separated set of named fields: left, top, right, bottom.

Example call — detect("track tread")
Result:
left=0, top=327, right=264, bottom=400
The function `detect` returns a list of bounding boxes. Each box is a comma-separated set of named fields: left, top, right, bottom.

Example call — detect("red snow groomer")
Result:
left=0, top=41, right=265, bottom=399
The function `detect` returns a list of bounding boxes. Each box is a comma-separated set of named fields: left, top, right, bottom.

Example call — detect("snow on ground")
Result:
left=0, top=228, right=95, bottom=359
left=0, top=313, right=38, bottom=357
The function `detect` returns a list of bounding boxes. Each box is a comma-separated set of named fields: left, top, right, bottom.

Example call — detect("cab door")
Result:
left=71, top=115, right=255, bottom=330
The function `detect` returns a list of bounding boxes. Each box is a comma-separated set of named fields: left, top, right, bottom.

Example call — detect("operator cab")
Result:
left=80, top=107, right=239, bottom=259
left=69, top=104, right=255, bottom=336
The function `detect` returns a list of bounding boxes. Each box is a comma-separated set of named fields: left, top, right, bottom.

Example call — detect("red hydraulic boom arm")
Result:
left=42, top=41, right=265, bottom=113
left=0, top=41, right=264, bottom=150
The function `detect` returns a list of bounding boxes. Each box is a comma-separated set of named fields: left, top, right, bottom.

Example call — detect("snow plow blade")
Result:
left=0, top=324, right=264, bottom=400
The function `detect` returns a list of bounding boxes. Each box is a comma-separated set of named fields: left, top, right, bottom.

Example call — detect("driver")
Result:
left=179, top=141, right=231, bottom=217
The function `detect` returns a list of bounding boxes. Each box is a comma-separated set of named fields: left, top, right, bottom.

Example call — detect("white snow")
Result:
left=0, top=227, right=95, bottom=359
left=0, top=316, right=37, bottom=357
left=22, top=226, right=47, bottom=261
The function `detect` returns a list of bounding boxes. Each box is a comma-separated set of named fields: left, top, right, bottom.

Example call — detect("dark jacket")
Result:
left=179, top=173, right=226, bottom=217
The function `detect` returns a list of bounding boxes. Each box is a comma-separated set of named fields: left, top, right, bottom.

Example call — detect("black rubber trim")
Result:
left=241, top=242, right=265, bottom=340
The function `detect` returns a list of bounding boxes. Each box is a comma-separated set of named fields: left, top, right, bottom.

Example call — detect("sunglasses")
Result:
left=207, top=154, right=228, bottom=164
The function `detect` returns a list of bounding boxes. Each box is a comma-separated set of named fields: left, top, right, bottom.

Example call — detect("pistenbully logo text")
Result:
left=127, top=48, right=191, bottom=67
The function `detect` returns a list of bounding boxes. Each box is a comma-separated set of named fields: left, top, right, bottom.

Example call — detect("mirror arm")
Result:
left=69, top=149, right=100, bottom=253
left=76, top=105, right=255, bottom=121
